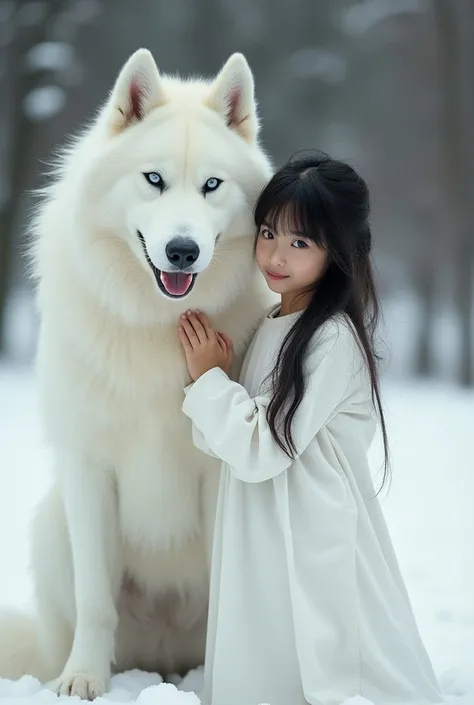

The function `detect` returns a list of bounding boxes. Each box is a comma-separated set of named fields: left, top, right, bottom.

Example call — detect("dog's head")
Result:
left=63, top=49, right=272, bottom=320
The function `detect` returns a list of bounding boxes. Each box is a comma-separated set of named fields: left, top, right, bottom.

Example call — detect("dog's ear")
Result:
left=107, top=49, right=166, bottom=133
left=207, top=53, right=259, bottom=143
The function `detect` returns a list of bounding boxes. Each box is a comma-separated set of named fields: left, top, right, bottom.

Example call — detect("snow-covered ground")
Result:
left=0, top=360, right=473, bottom=704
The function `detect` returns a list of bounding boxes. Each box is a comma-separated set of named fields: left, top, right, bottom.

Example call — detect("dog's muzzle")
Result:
left=137, top=231, right=198, bottom=299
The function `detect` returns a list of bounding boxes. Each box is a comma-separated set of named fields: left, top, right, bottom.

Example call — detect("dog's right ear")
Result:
left=106, top=49, right=166, bottom=133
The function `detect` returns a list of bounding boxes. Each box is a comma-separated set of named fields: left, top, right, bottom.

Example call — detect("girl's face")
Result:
left=255, top=219, right=328, bottom=310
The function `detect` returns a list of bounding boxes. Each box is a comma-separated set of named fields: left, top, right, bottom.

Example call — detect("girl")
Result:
left=178, top=152, right=444, bottom=705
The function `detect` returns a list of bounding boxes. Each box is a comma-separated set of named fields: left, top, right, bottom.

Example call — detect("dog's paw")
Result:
left=47, top=671, right=106, bottom=700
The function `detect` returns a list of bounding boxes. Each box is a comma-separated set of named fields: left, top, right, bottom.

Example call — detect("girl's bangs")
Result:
left=255, top=179, right=327, bottom=249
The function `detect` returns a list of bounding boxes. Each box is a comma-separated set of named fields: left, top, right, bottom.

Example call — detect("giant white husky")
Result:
left=0, top=49, right=272, bottom=698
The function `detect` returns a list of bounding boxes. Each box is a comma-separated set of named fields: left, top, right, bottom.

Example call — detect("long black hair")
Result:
left=254, top=151, right=390, bottom=492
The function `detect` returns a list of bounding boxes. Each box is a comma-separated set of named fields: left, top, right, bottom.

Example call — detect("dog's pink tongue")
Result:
left=160, top=272, right=193, bottom=296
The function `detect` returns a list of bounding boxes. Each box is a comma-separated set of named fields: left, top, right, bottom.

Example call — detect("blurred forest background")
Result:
left=0, top=0, right=473, bottom=385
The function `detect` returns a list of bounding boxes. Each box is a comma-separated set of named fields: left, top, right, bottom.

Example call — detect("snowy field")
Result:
left=0, top=359, right=473, bottom=704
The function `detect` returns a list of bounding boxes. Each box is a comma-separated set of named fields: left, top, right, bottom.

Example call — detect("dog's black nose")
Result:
left=165, top=238, right=200, bottom=270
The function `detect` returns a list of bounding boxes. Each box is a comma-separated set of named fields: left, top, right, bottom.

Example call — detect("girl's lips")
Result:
left=266, top=270, right=289, bottom=280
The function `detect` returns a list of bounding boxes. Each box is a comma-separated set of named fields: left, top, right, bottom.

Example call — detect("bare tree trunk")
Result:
left=413, top=222, right=438, bottom=376
left=0, top=0, right=66, bottom=353
left=432, top=0, right=473, bottom=385
left=458, top=0, right=474, bottom=385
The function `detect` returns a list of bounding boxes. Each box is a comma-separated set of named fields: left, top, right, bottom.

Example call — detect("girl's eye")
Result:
left=293, top=240, right=308, bottom=249
left=261, top=228, right=273, bottom=239
left=144, top=172, right=164, bottom=190
left=202, top=177, right=223, bottom=194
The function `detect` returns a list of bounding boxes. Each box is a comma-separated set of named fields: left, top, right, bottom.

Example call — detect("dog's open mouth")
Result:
left=160, top=271, right=195, bottom=297
left=137, top=231, right=197, bottom=299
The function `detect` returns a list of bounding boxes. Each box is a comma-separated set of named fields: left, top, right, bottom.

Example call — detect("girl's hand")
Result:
left=179, top=310, right=234, bottom=382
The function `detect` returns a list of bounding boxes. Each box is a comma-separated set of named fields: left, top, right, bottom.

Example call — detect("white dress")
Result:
left=182, top=307, right=444, bottom=705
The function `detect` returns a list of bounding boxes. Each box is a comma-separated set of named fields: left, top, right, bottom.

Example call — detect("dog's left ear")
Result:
left=207, top=53, right=259, bottom=143
left=106, top=49, right=166, bottom=133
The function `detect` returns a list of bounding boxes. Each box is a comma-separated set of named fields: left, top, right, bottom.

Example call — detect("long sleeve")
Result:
left=182, top=319, right=362, bottom=483
left=181, top=383, right=219, bottom=458
left=191, top=420, right=219, bottom=459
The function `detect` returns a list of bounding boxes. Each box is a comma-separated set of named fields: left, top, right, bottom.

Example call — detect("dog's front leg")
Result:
left=50, top=455, right=121, bottom=700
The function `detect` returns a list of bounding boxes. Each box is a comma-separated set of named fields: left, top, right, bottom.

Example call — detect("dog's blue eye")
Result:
left=144, top=172, right=163, bottom=188
left=202, top=177, right=222, bottom=194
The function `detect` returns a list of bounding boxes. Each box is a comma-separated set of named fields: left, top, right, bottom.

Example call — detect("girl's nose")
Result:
left=269, top=248, right=285, bottom=267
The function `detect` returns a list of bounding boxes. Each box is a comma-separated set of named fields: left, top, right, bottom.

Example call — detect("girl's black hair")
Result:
left=254, top=150, right=390, bottom=492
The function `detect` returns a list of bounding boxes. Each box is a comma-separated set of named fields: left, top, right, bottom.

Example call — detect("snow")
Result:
left=0, top=673, right=202, bottom=704
left=25, top=42, right=75, bottom=73
left=23, top=86, right=67, bottom=122
left=0, top=360, right=473, bottom=704
left=341, top=0, right=428, bottom=36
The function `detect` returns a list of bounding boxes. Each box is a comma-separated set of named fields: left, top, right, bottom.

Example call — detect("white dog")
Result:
left=0, top=49, right=273, bottom=699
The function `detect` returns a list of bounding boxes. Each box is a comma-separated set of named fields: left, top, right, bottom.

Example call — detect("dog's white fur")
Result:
left=0, top=49, right=273, bottom=699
